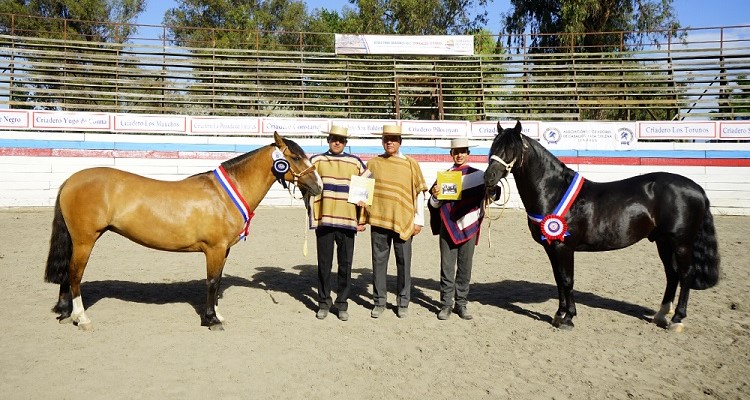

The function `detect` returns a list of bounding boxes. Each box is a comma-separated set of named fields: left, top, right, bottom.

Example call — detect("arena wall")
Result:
left=1, top=113, right=749, bottom=215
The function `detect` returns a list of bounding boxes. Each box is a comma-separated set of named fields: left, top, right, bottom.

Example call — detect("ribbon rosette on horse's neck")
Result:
left=528, top=172, right=584, bottom=244
left=213, top=165, right=254, bottom=240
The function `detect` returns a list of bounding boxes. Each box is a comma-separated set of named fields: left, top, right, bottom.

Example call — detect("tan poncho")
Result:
left=309, top=151, right=371, bottom=230
left=364, top=154, right=427, bottom=240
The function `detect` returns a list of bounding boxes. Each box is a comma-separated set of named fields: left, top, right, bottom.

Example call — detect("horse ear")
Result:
left=496, top=121, right=502, bottom=136
left=273, top=131, right=284, bottom=147
left=514, top=120, right=522, bottom=133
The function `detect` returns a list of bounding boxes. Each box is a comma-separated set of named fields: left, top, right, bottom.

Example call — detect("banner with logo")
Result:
left=538, top=122, right=637, bottom=150
left=335, top=34, right=474, bottom=56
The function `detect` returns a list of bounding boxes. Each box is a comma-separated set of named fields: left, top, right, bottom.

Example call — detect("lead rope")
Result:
left=303, top=204, right=309, bottom=256
left=483, top=177, right=511, bottom=248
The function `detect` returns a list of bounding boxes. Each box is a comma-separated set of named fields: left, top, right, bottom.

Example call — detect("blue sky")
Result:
left=137, top=0, right=750, bottom=32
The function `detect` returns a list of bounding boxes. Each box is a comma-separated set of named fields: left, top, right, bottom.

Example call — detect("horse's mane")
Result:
left=221, top=137, right=308, bottom=171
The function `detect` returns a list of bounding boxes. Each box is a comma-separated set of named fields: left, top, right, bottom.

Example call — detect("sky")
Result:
left=136, top=0, right=750, bottom=32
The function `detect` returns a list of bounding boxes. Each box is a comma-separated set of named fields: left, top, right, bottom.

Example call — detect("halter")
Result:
left=488, top=134, right=527, bottom=175
left=274, top=143, right=317, bottom=190
left=489, top=154, right=516, bottom=174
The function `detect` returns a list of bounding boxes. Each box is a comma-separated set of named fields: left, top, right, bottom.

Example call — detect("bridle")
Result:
left=488, top=134, right=528, bottom=176
left=489, top=154, right=516, bottom=176
left=275, top=143, right=316, bottom=189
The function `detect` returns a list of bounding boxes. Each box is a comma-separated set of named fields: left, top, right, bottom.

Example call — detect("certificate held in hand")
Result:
left=348, top=175, right=375, bottom=205
left=436, top=171, right=462, bottom=200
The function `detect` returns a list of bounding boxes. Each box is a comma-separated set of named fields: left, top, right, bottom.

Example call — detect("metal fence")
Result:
left=1, top=14, right=749, bottom=121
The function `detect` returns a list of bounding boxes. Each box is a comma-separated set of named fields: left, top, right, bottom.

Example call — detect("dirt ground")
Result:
left=0, top=207, right=747, bottom=399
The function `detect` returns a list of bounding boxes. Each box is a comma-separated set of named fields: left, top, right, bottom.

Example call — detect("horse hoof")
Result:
left=208, top=323, right=224, bottom=331
left=652, top=314, right=670, bottom=329
left=668, top=322, right=685, bottom=333
left=77, top=322, right=94, bottom=331
left=553, top=319, right=574, bottom=330
left=558, top=321, right=575, bottom=330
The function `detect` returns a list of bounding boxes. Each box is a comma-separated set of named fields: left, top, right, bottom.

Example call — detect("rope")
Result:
left=303, top=194, right=310, bottom=256
left=483, top=177, right=511, bottom=248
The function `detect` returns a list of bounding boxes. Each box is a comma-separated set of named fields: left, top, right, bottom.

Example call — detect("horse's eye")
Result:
left=292, top=156, right=301, bottom=162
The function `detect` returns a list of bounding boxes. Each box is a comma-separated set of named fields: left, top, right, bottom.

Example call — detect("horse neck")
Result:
left=223, top=146, right=278, bottom=209
left=513, top=139, right=576, bottom=215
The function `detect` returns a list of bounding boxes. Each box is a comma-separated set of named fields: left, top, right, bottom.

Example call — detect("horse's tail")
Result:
left=690, top=199, right=720, bottom=290
left=44, top=192, right=71, bottom=285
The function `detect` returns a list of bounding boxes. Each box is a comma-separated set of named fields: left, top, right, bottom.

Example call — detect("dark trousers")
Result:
left=316, top=227, right=356, bottom=311
left=439, top=226, right=475, bottom=308
left=370, top=226, right=412, bottom=308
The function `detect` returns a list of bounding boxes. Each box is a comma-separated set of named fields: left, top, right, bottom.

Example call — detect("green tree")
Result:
left=503, top=0, right=682, bottom=53
left=0, top=0, right=145, bottom=42
left=164, top=0, right=309, bottom=50
left=329, top=0, right=487, bottom=35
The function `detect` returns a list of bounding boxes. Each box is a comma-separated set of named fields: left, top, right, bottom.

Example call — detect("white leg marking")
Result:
left=71, top=296, right=91, bottom=325
left=215, top=306, right=225, bottom=323
left=652, top=302, right=673, bottom=328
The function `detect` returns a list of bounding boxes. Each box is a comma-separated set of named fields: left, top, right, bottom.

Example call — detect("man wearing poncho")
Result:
left=309, top=125, right=371, bottom=321
left=428, top=137, right=501, bottom=320
left=361, top=124, right=427, bottom=319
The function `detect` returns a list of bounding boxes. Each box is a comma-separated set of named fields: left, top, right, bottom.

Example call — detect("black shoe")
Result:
left=455, top=306, right=473, bottom=320
left=316, top=308, right=329, bottom=320
left=437, top=306, right=452, bottom=320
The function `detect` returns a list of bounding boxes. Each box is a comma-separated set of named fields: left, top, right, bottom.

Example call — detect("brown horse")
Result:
left=44, top=132, right=322, bottom=331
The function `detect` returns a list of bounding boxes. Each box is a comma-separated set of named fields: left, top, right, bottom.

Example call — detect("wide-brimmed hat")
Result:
left=372, top=124, right=404, bottom=136
left=442, top=137, right=476, bottom=149
left=322, top=125, right=350, bottom=138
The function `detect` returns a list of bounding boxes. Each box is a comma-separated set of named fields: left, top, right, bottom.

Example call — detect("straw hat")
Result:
left=442, top=137, right=476, bottom=149
left=372, top=124, right=404, bottom=136
left=322, top=125, right=350, bottom=138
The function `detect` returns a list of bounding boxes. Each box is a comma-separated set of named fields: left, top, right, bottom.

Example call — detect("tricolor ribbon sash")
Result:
left=213, top=165, right=254, bottom=240
left=528, top=172, right=584, bottom=244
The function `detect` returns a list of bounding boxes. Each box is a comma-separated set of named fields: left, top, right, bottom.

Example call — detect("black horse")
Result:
left=484, top=121, right=720, bottom=332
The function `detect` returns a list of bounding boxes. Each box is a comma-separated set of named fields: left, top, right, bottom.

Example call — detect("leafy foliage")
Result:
left=502, top=0, right=683, bottom=53
left=0, top=0, right=145, bottom=43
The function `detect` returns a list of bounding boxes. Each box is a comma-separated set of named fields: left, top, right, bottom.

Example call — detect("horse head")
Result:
left=484, top=120, right=524, bottom=188
left=273, top=132, right=323, bottom=196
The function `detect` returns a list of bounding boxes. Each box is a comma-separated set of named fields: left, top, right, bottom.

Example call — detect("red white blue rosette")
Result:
left=540, top=214, right=568, bottom=244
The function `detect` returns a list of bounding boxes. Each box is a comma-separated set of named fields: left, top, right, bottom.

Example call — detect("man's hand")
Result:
left=357, top=224, right=366, bottom=232
left=429, top=183, right=440, bottom=198
left=412, top=224, right=422, bottom=236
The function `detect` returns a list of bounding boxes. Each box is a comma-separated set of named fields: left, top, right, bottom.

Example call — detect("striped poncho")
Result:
left=308, top=151, right=371, bottom=230
left=364, top=154, right=428, bottom=240
left=428, top=164, right=488, bottom=245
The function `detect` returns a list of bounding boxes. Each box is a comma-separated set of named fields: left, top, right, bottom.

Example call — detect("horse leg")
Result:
left=203, top=247, right=228, bottom=331
left=653, top=240, right=678, bottom=328
left=669, top=244, right=695, bottom=333
left=545, top=245, right=576, bottom=329
left=213, top=248, right=231, bottom=324
left=53, top=284, right=72, bottom=321
left=64, top=241, right=96, bottom=331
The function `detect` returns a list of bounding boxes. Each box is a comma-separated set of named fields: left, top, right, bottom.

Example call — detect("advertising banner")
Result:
left=538, top=122, right=637, bottom=150
left=335, top=34, right=474, bottom=56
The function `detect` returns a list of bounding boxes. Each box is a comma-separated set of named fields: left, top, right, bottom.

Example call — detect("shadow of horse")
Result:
left=80, top=270, right=654, bottom=325
left=81, top=275, right=255, bottom=317
left=468, top=279, right=655, bottom=325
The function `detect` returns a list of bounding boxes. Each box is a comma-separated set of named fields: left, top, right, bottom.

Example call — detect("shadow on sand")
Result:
left=74, top=265, right=654, bottom=326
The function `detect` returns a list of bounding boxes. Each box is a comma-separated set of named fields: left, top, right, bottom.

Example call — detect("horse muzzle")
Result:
left=294, top=167, right=322, bottom=196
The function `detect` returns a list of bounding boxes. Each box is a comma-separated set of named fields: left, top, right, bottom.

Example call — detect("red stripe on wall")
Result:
left=0, top=148, right=52, bottom=157
left=1, top=147, right=748, bottom=167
